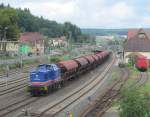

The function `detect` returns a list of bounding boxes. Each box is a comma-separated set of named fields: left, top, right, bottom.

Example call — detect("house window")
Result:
left=138, top=33, right=146, bottom=39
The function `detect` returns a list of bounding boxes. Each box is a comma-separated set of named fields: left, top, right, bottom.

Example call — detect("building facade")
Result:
left=20, top=32, right=45, bottom=54
left=124, top=28, right=150, bottom=63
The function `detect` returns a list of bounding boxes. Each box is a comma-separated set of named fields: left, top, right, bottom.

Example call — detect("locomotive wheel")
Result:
left=48, top=86, right=53, bottom=93
left=61, top=80, right=65, bottom=86
left=58, top=82, right=62, bottom=88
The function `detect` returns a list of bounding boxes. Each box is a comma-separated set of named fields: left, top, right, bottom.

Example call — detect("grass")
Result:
left=118, top=65, right=150, bottom=97
left=107, top=67, right=122, bottom=85
left=108, top=66, right=150, bottom=114
left=22, top=59, right=38, bottom=65
left=121, top=66, right=139, bottom=89
left=0, top=56, right=17, bottom=60
left=139, top=70, right=150, bottom=93
left=140, top=82, right=150, bottom=93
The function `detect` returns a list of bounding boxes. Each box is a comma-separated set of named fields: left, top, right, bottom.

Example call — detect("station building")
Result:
left=20, top=32, right=45, bottom=54
left=124, top=28, right=150, bottom=63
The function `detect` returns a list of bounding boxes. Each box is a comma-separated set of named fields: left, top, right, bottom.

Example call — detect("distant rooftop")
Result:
left=20, top=32, right=44, bottom=44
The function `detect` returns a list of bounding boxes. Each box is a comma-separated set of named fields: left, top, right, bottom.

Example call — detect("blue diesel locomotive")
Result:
left=29, top=64, right=62, bottom=95
left=28, top=51, right=110, bottom=96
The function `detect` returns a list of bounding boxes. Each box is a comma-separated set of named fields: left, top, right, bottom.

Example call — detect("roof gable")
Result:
left=20, top=32, right=44, bottom=43
left=127, top=28, right=150, bottom=40
left=127, top=29, right=139, bottom=39
left=124, top=28, right=150, bottom=52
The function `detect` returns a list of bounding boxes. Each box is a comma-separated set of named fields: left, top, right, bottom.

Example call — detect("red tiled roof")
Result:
left=127, top=29, right=139, bottom=39
left=20, top=32, right=44, bottom=43
left=127, top=28, right=150, bottom=39
left=124, top=28, right=150, bottom=52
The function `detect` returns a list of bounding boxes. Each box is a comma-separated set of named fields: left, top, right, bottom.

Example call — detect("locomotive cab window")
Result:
left=37, top=65, right=45, bottom=70
left=46, top=65, right=52, bottom=70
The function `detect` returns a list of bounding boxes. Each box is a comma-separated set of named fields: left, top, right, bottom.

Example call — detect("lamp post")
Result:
left=18, top=41, right=23, bottom=70
left=68, top=31, right=72, bottom=57
left=0, top=26, right=2, bottom=52
left=0, top=25, right=2, bottom=41
left=3, top=26, right=9, bottom=87
left=4, top=27, right=8, bottom=40
left=5, top=27, right=9, bottom=78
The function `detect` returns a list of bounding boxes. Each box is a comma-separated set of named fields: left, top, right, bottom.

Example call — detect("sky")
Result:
left=1, top=0, right=150, bottom=28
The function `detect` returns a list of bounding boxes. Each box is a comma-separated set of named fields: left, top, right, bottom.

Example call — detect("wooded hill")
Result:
left=82, top=28, right=128, bottom=36
left=0, top=4, right=89, bottom=43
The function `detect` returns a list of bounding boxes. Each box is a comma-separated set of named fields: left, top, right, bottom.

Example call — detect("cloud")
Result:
left=21, top=1, right=75, bottom=18
left=109, top=2, right=134, bottom=19
left=1, top=0, right=150, bottom=28
left=67, top=1, right=136, bottom=28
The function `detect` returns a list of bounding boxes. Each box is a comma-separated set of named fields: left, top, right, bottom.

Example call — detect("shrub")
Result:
left=120, top=88, right=150, bottom=117
left=50, top=56, right=62, bottom=63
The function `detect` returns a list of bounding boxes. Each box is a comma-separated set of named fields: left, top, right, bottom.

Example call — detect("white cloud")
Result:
left=95, top=2, right=136, bottom=28
left=20, top=1, right=75, bottom=21
left=109, top=2, right=134, bottom=19
left=68, top=1, right=136, bottom=28
left=140, top=16, right=150, bottom=27
left=1, top=0, right=150, bottom=28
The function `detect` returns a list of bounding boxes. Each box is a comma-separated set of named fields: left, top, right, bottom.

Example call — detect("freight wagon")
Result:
left=28, top=51, right=110, bottom=96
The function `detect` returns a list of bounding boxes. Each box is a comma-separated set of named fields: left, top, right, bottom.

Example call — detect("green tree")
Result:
left=120, top=88, right=150, bottom=117
left=0, top=8, right=20, bottom=40
left=16, top=9, right=39, bottom=32
left=0, top=4, right=88, bottom=45
left=0, top=7, right=20, bottom=52
left=63, top=22, right=82, bottom=42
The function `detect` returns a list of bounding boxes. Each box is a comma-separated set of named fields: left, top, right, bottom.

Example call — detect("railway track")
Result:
left=0, top=61, right=50, bottom=88
left=0, top=55, right=114, bottom=117
left=0, top=76, right=27, bottom=87
left=0, top=64, right=35, bottom=78
left=0, top=96, right=40, bottom=117
left=0, top=82, right=27, bottom=96
left=27, top=55, right=116, bottom=117
left=0, top=76, right=28, bottom=96
left=80, top=68, right=129, bottom=117
left=126, top=71, right=149, bottom=90
left=0, top=61, right=50, bottom=78
left=136, top=72, right=149, bottom=87
left=0, top=64, right=40, bottom=96
left=81, top=70, right=149, bottom=117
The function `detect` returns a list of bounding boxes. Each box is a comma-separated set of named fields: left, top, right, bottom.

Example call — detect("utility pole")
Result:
left=19, top=41, right=23, bottom=70
left=3, top=27, right=8, bottom=54
left=4, top=27, right=10, bottom=77
left=68, top=31, right=72, bottom=56
left=0, top=26, right=2, bottom=52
